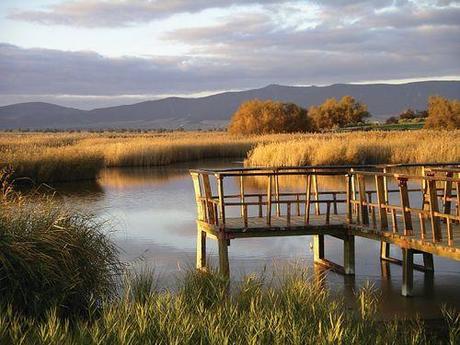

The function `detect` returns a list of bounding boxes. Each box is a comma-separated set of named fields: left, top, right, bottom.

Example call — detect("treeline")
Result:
left=228, top=96, right=368, bottom=134
left=228, top=95, right=460, bottom=134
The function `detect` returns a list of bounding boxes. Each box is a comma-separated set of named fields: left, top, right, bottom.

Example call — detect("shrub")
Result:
left=309, top=96, right=370, bottom=131
left=228, top=99, right=311, bottom=134
left=0, top=170, right=122, bottom=317
left=424, top=95, right=460, bottom=129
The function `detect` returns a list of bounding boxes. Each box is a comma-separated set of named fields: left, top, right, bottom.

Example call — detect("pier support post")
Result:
left=313, top=234, right=325, bottom=262
left=401, top=248, right=414, bottom=297
left=218, top=238, right=230, bottom=278
left=380, top=242, right=390, bottom=260
left=343, top=235, right=355, bottom=275
left=196, top=230, right=207, bottom=270
left=423, top=253, right=434, bottom=272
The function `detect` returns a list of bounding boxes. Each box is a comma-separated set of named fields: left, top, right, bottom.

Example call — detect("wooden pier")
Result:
left=190, top=163, right=460, bottom=296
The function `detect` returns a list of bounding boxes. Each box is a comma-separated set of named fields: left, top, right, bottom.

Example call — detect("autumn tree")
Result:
left=424, top=95, right=460, bottom=129
left=228, top=99, right=311, bottom=134
left=308, top=96, right=370, bottom=131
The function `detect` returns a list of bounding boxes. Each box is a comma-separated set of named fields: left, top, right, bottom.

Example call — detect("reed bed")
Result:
left=0, top=132, right=287, bottom=182
left=245, top=130, right=460, bottom=167
left=1, top=130, right=459, bottom=183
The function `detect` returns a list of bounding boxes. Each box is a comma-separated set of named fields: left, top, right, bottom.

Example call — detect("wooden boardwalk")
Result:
left=190, top=163, right=460, bottom=296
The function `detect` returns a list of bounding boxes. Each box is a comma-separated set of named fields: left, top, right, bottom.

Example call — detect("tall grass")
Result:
left=1, top=268, right=459, bottom=344
left=0, top=169, right=122, bottom=317
left=2, top=130, right=459, bottom=183
left=245, top=130, right=460, bottom=167
left=0, top=132, right=284, bottom=182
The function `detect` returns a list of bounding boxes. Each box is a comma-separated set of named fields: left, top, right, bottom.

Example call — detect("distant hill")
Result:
left=1, top=81, right=459, bottom=129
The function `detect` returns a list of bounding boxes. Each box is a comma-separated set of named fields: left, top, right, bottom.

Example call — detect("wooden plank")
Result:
left=305, top=175, right=312, bottom=224
left=346, top=174, right=353, bottom=224
left=267, top=175, right=272, bottom=226
left=202, top=174, right=215, bottom=224
left=191, top=173, right=205, bottom=221
left=239, top=174, right=245, bottom=217
left=312, top=172, right=320, bottom=215
left=427, top=179, right=442, bottom=242
left=217, top=175, right=226, bottom=225
left=398, top=177, right=413, bottom=236
left=343, top=234, right=355, bottom=275
left=196, top=230, right=206, bottom=269
left=218, top=238, right=230, bottom=277
left=401, top=248, right=414, bottom=297
left=375, top=175, right=389, bottom=231
left=358, top=175, right=369, bottom=225
left=275, top=171, right=280, bottom=217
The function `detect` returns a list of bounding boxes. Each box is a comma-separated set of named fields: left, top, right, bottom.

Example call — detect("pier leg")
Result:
left=380, top=242, right=390, bottom=260
left=313, top=235, right=324, bottom=262
left=401, top=248, right=414, bottom=297
left=218, top=238, right=230, bottom=278
left=196, top=230, right=207, bottom=270
left=423, top=253, right=434, bottom=272
left=343, top=235, right=355, bottom=275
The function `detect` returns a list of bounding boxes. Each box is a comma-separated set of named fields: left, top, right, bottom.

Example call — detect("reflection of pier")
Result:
left=190, top=163, right=460, bottom=296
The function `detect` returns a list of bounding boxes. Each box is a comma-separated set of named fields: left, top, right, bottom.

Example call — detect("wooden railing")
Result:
left=191, top=163, right=460, bottom=246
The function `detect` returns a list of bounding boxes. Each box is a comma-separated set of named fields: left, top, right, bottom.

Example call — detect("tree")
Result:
left=308, top=96, right=370, bottom=131
left=228, top=99, right=311, bottom=134
left=399, top=109, right=416, bottom=120
left=424, top=96, right=460, bottom=129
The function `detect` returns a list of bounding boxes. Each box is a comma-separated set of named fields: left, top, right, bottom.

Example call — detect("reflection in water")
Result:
left=51, top=161, right=459, bottom=319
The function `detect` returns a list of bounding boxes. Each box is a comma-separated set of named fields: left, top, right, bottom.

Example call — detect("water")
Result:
left=52, top=160, right=460, bottom=319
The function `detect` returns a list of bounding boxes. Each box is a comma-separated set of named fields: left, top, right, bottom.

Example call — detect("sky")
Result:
left=0, top=0, right=459, bottom=109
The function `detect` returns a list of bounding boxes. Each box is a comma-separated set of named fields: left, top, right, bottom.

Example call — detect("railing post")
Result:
left=239, top=173, right=245, bottom=217
left=443, top=171, right=453, bottom=218
left=275, top=170, right=281, bottom=217
left=304, top=175, right=312, bottom=224
left=312, top=170, right=320, bottom=215
left=358, top=174, right=369, bottom=225
left=375, top=175, right=389, bottom=231
left=217, top=175, right=226, bottom=226
left=267, top=175, right=272, bottom=226
left=383, top=167, right=389, bottom=204
left=427, top=178, right=442, bottom=242
left=346, top=173, right=353, bottom=224
left=398, top=177, right=413, bottom=236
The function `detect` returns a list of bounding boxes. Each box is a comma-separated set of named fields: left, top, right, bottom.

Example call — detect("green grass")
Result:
left=1, top=268, right=459, bottom=344
left=0, top=169, right=122, bottom=317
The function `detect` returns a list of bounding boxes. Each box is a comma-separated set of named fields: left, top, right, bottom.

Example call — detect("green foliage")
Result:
left=424, top=96, right=460, bottom=129
left=309, top=96, right=370, bottom=131
left=1, top=268, right=458, bottom=344
left=228, top=99, right=311, bottom=134
left=0, top=170, right=122, bottom=317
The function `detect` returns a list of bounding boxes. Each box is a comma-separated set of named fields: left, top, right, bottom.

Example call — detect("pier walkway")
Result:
left=190, top=163, right=460, bottom=296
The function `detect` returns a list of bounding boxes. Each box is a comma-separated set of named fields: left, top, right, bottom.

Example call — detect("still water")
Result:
left=53, top=160, right=459, bottom=319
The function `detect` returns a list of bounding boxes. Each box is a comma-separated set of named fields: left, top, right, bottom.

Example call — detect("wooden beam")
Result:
left=375, top=175, right=389, bottom=231
left=398, top=177, right=413, bottom=236
left=358, top=175, right=369, bottom=225
left=343, top=234, right=355, bottom=275
left=218, top=238, right=230, bottom=277
left=196, top=230, right=207, bottom=269
left=313, top=234, right=324, bottom=262
left=401, top=248, right=414, bottom=297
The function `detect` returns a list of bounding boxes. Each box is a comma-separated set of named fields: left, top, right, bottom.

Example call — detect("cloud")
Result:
left=1, top=0, right=459, bottom=107
left=7, top=0, right=287, bottom=27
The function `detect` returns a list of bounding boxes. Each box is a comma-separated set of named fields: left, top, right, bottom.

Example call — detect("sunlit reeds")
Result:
left=245, top=130, right=460, bottom=167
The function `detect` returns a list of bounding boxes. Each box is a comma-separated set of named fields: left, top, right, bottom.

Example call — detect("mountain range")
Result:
left=0, top=81, right=459, bottom=129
